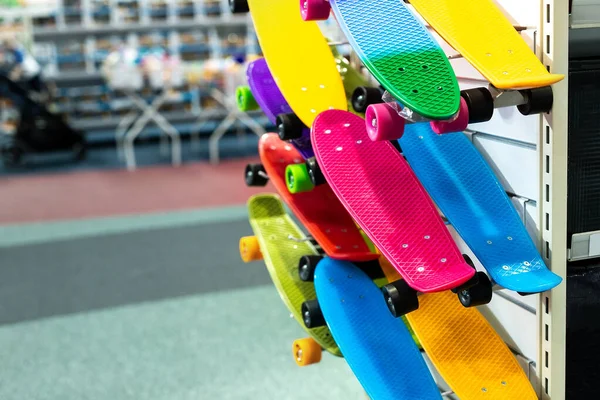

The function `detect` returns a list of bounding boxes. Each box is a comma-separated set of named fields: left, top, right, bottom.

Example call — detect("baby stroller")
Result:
left=0, top=74, right=86, bottom=166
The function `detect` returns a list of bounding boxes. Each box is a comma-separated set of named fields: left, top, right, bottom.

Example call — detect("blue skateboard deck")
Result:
left=246, top=58, right=313, bottom=159
left=399, top=125, right=562, bottom=293
left=329, top=0, right=460, bottom=120
left=314, top=258, right=441, bottom=399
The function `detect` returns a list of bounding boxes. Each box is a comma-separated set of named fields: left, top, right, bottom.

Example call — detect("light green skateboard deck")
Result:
left=241, top=194, right=341, bottom=359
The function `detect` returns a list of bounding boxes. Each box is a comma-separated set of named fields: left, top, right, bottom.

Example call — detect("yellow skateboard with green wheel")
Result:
left=409, top=0, right=564, bottom=89
left=240, top=193, right=340, bottom=366
left=230, top=0, right=347, bottom=131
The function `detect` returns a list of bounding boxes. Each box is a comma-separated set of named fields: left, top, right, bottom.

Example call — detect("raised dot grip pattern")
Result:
left=258, top=134, right=376, bottom=262
left=409, top=0, right=564, bottom=89
left=315, top=258, right=442, bottom=399
left=247, top=193, right=339, bottom=355
left=330, top=0, right=460, bottom=119
left=311, top=110, right=474, bottom=292
left=380, top=259, right=538, bottom=399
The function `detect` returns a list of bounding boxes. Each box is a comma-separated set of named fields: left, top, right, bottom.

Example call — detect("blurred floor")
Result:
left=0, top=157, right=364, bottom=399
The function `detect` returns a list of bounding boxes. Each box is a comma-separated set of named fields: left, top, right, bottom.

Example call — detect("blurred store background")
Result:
left=0, top=1, right=363, bottom=398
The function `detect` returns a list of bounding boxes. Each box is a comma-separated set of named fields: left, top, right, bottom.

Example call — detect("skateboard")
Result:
left=301, top=0, right=460, bottom=121
left=239, top=193, right=340, bottom=365
left=397, top=120, right=562, bottom=293
left=409, top=0, right=564, bottom=90
left=311, top=109, right=478, bottom=315
left=378, top=257, right=538, bottom=399
left=308, top=257, right=442, bottom=399
left=231, top=0, right=347, bottom=129
left=246, top=133, right=377, bottom=262
left=238, top=58, right=314, bottom=159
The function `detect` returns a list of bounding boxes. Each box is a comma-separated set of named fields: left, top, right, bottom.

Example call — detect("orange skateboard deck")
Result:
left=257, top=133, right=376, bottom=262
left=379, top=257, right=538, bottom=399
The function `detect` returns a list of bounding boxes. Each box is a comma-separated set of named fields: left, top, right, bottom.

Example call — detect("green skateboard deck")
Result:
left=242, top=194, right=340, bottom=357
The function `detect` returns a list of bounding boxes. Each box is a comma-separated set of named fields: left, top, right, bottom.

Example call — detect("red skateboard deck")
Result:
left=258, top=133, right=376, bottom=262
left=311, top=110, right=474, bottom=292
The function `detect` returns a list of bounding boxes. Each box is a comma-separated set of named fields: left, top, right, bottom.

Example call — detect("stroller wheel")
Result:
left=1, top=143, right=23, bottom=166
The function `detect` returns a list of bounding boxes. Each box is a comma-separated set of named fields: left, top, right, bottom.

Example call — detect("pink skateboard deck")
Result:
left=258, top=133, right=377, bottom=262
left=311, top=110, right=474, bottom=292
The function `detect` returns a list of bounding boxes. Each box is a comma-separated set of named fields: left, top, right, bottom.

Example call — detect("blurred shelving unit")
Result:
left=0, top=0, right=268, bottom=153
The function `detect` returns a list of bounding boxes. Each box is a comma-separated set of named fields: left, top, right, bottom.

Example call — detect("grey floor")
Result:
left=0, top=207, right=364, bottom=399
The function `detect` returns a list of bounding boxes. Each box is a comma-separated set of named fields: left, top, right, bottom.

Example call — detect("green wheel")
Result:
left=236, top=86, right=259, bottom=111
left=286, top=163, right=314, bottom=194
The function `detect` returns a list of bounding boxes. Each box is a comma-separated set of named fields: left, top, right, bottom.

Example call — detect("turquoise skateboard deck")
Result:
left=313, top=257, right=441, bottom=399
left=399, top=124, right=562, bottom=293
left=328, top=0, right=460, bottom=120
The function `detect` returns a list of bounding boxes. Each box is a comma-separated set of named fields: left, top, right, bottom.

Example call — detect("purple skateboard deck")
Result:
left=247, top=58, right=313, bottom=159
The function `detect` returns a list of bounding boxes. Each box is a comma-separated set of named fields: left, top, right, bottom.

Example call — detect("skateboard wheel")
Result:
left=457, top=271, right=493, bottom=307
left=305, top=157, right=326, bottom=186
left=461, top=87, right=494, bottom=124
left=351, top=86, right=383, bottom=114
left=298, top=255, right=323, bottom=282
left=244, top=163, right=268, bottom=187
left=239, top=236, right=263, bottom=262
left=236, top=86, right=259, bottom=112
left=293, top=338, right=322, bottom=367
left=229, top=0, right=249, bottom=13
left=365, top=103, right=405, bottom=141
left=381, top=279, right=419, bottom=318
left=430, top=97, right=469, bottom=134
left=517, top=86, right=554, bottom=116
left=302, top=299, right=326, bottom=328
left=286, top=163, right=315, bottom=194
left=276, top=113, right=304, bottom=141
left=300, top=0, right=330, bottom=21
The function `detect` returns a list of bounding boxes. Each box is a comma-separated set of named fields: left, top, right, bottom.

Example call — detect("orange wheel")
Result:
left=292, top=337, right=322, bottom=367
left=239, top=236, right=263, bottom=262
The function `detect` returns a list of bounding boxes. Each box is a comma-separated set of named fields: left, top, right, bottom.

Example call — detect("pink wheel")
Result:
left=430, top=97, right=469, bottom=134
left=300, top=0, right=331, bottom=21
left=365, top=103, right=406, bottom=141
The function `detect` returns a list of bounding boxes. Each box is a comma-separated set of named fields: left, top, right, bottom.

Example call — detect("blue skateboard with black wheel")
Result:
left=398, top=124, right=562, bottom=293
left=310, top=258, right=441, bottom=399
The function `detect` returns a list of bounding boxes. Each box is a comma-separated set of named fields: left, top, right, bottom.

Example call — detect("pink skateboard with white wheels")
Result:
left=311, top=110, right=476, bottom=313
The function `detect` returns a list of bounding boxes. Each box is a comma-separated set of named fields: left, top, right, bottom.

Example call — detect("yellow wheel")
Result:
left=292, top=337, right=322, bottom=367
left=239, top=236, right=263, bottom=262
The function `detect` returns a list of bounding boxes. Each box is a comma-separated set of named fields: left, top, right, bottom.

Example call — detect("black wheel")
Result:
left=460, top=87, right=494, bottom=124
left=229, top=0, right=249, bottom=13
left=517, top=291, right=537, bottom=296
left=1, top=143, right=23, bottom=166
left=306, top=157, right=326, bottom=186
left=244, top=164, right=268, bottom=186
left=457, top=271, right=493, bottom=307
left=298, top=255, right=323, bottom=282
left=517, top=86, right=554, bottom=115
left=381, top=279, right=419, bottom=318
left=351, top=86, right=383, bottom=113
left=354, top=259, right=386, bottom=281
left=276, top=113, right=304, bottom=141
left=302, top=299, right=325, bottom=328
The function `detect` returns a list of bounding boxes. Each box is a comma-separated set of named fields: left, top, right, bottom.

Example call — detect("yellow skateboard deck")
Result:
left=248, top=0, right=347, bottom=126
left=410, top=0, right=564, bottom=89
left=379, top=258, right=538, bottom=399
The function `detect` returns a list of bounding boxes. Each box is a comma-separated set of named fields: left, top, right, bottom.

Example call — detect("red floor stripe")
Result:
left=0, top=158, right=273, bottom=224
